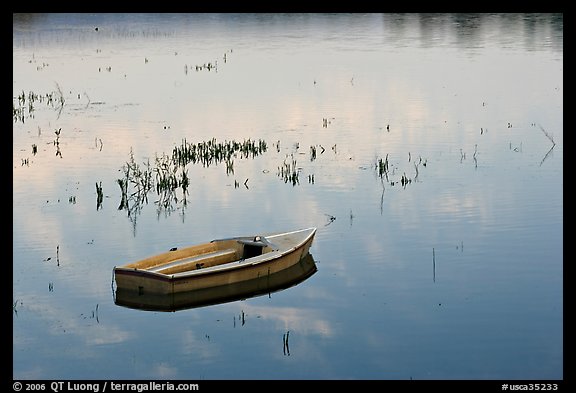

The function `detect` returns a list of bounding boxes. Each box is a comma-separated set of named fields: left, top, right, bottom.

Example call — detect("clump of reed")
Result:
left=117, top=149, right=154, bottom=215
left=54, top=128, right=62, bottom=158
left=194, top=61, right=217, bottom=72
left=117, top=138, right=267, bottom=217
left=172, top=138, right=267, bottom=169
left=154, top=152, right=190, bottom=211
left=376, top=154, right=389, bottom=181
left=374, top=152, right=426, bottom=189
left=310, top=145, right=317, bottom=161
left=277, top=155, right=299, bottom=185
left=13, top=85, right=65, bottom=123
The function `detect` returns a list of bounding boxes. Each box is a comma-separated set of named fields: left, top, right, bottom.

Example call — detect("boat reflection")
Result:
left=114, top=253, right=318, bottom=312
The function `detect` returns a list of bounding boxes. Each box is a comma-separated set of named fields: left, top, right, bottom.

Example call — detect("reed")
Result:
left=433, top=248, right=436, bottom=283
left=283, top=331, right=290, bottom=356
left=310, top=145, right=317, bottom=161
left=225, top=159, right=234, bottom=175
left=473, top=144, right=478, bottom=169
left=539, top=124, right=556, bottom=146
left=93, top=304, right=99, bottom=323
left=96, top=182, right=103, bottom=210
left=117, top=178, right=128, bottom=210
left=376, top=154, right=389, bottom=180
left=54, top=128, right=62, bottom=158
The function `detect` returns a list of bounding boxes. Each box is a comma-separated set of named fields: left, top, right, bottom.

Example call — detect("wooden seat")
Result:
left=149, top=249, right=237, bottom=274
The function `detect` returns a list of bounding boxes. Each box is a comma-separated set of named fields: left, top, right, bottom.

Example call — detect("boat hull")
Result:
left=114, top=252, right=318, bottom=312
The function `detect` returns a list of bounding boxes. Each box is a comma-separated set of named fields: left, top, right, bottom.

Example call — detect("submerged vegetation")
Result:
left=112, top=134, right=436, bottom=220
left=374, top=152, right=427, bottom=189
left=277, top=154, right=300, bottom=186
left=117, top=138, right=269, bottom=218
left=113, top=135, right=355, bottom=218
left=13, top=85, right=65, bottom=123
left=172, top=137, right=267, bottom=169
left=117, top=149, right=156, bottom=218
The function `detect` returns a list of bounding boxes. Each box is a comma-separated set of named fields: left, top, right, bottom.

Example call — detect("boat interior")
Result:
left=136, top=235, right=279, bottom=275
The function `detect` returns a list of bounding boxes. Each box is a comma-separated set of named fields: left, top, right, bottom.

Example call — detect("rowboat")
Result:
left=113, top=227, right=316, bottom=296
left=114, top=252, right=318, bottom=312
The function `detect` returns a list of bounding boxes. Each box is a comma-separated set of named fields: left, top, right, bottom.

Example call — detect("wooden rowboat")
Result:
left=114, top=252, right=317, bottom=312
left=113, top=227, right=316, bottom=296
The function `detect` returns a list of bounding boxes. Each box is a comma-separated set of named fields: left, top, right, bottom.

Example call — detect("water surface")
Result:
left=13, top=13, right=563, bottom=381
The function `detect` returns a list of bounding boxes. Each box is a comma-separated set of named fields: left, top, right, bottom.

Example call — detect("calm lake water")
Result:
left=13, top=13, right=563, bottom=381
